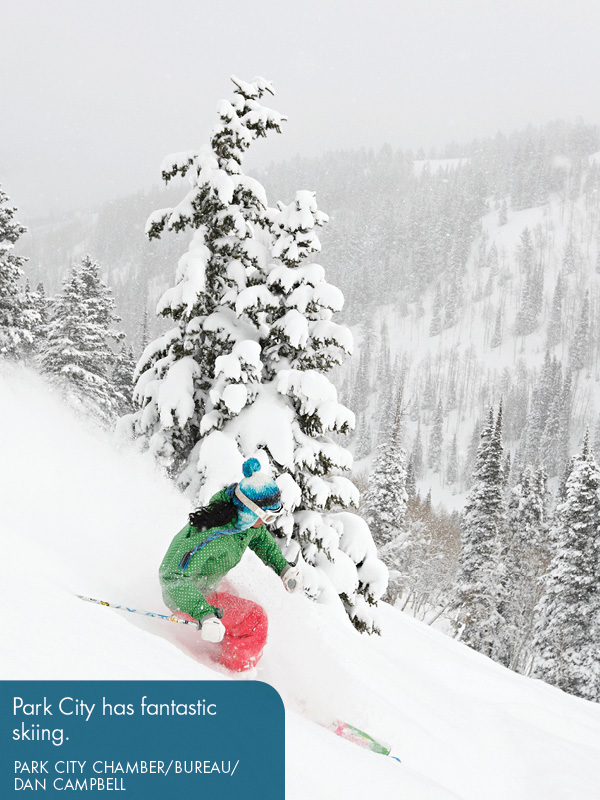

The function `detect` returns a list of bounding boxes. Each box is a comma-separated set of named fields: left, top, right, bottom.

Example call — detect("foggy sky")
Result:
left=3, top=0, right=600, bottom=221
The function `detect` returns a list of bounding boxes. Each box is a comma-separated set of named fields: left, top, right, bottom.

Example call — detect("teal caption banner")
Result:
left=2, top=681, right=284, bottom=799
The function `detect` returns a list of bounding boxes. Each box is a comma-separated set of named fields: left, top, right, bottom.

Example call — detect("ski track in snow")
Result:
left=1, top=365, right=600, bottom=800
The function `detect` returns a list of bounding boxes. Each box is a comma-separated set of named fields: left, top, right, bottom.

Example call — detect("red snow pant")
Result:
left=176, top=591, right=268, bottom=672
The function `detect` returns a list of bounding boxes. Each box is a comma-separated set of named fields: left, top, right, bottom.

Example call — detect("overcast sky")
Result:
left=3, top=0, right=600, bottom=220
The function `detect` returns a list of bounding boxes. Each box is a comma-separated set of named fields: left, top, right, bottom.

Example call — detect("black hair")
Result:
left=189, top=500, right=238, bottom=531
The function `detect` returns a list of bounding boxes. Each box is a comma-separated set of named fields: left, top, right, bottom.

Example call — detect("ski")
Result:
left=326, top=719, right=400, bottom=762
left=76, top=594, right=196, bottom=627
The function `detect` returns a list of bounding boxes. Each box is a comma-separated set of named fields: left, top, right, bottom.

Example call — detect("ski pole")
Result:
left=76, top=594, right=198, bottom=627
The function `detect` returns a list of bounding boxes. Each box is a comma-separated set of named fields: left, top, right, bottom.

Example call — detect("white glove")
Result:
left=281, top=564, right=303, bottom=594
left=200, top=614, right=226, bottom=643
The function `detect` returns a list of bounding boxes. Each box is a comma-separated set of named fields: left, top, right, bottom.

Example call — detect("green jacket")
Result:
left=159, top=489, right=288, bottom=620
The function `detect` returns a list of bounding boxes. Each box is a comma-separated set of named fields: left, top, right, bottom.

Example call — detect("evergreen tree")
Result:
left=428, top=400, right=444, bottom=470
left=429, top=284, right=442, bottom=337
left=463, top=419, right=481, bottom=488
left=447, top=433, right=459, bottom=484
left=514, top=228, right=539, bottom=336
left=562, top=236, right=576, bottom=274
left=353, top=316, right=375, bottom=415
left=405, top=461, right=417, bottom=498
left=443, top=277, right=460, bottom=330
left=139, top=307, right=149, bottom=354
left=421, top=368, right=436, bottom=412
left=546, top=272, right=563, bottom=349
left=424, top=487, right=432, bottom=509
left=354, top=412, right=373, bottom=459
left=557, top=369, right=573, bottom=470
left=40, top=256, right=122, bottom=422
left=593, top=414, right=600, bottom=456
left=522, top=352, right=558, bottom=466
left=503, top=466, right=549, bottom=672
left=127, top=78, right=387, bottom=633
left=113, top=344, right=137, bottom=415
left=411, top=420, right=424, bottom=479
left=490, top=304, right=503, bottom=348
left=569, top=291, right=590, bottom=371
left=19, top=281, right=43, bottom=360
left=487, top=241, right=500, bottom=275
left=362, top=430, right=408, bottom=552
left=33, top=281, right=49, bottom=349
left=539, top=381, right=562, bottom=478
left=129, top=77, right=287, bottom=475
left=455, top=405, right=507, bottom=660
left=533, top=434, right=600, bottom=701
left=503, top=450, right=512, bottom=486
left=0, top=186, right=29, bottom=357
left=377, top=362, right=405, bottom=445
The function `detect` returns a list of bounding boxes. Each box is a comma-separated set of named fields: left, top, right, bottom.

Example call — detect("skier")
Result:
left=159, top=458, right=302, bottom=672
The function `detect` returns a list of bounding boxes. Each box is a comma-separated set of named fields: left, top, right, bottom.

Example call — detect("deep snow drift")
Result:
left=1, top=366, right=599, bottom=799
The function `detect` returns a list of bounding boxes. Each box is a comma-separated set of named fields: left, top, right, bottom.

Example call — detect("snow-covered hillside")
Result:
left=350, top=174, right=600, bottom=506
left=1, top=365, right=599, bottom=799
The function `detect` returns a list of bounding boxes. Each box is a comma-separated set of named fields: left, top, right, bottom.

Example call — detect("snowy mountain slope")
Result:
left=350, top=180, right=600, bottom=506
left=1, top=366, right=600, bottom=800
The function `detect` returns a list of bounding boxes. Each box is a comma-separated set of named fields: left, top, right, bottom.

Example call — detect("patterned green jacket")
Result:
left=159, top=488, right=288, bottom=621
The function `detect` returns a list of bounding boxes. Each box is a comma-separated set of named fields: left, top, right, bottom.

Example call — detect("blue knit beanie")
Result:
left=239, top=458, right=281, bottom=507
left=227, top=458, right=281, bottom=528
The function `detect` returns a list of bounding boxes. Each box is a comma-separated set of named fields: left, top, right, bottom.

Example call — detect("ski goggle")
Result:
left=234, top=485, right=283, bottom=524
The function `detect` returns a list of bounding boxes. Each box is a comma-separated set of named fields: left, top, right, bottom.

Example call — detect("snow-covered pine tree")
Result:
left=562, top=236, right=576, bottom=274
left=557, top=369, right=572, bottom=471
left=0, top=186, right=30, bottom=358
left=487, top=241, right=499, bottom=275
left=376, top=358, right=405, bottom=445
left=514, top=228, right=539, bottom=336
left=411, top=419, right=424, bottom=479
left=405, top=461, right=417, bottom=498
left=362, top=417, right=408, bottom=551
left=521, top=351, right=558, bottom=467
left=532, top=433, right=600, bottom=701
left=463, top=419, right=482, bottom=489
left=113, top=343, right=137, bottom=415
left=261, top=189, right=387, bottom=632
left=428, top=400, right=444, bottom=470
left=40, top=255, right=122, bottom=422
left=19, top=280, right=43, bottom=360
left=127, top=77, right=387, bottom=633
left=490, top=304, right=503, bottom=348
left=539, top=373, right=565, bottom=478
left=569, top=291, right=590, bottom=372
left=594, top=414, right=600, bottom=457
left=447, top=433, right=459, bottom=484
left=455, top=405, right=507, bottom=660
left=362, top=408, right=408, bottom=604
left=443, top=276, right=460, bottom=330
left=352, top=316, right=374, bottom=418
left=139, top=307, right=149, bottom=353
left=429, top=284, right=442, bottom=337
left=128, top=76, right=286, bottom=474
left=546, top=272, right=563, bottom=349
left=503, top=465, right=549, bottom=672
